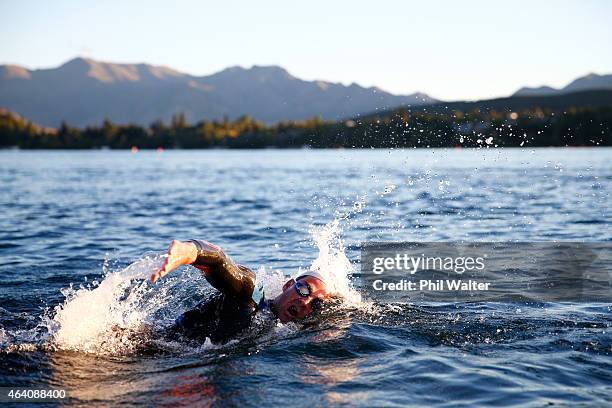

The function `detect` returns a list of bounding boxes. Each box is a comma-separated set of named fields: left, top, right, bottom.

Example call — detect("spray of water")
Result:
left=47, top=254, right=170, bottom=354
left=304, top=183, right=398, bottom=304
left=307, top=219, right=360, bottom=304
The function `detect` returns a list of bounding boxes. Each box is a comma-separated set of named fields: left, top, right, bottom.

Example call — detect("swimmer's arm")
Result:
left=152, top=239, right=255, bottom=301
left=188, top=239, right=256, bottom=301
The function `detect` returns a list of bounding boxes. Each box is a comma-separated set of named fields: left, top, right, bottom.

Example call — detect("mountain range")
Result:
left=513, top=73, right=612, bottom=97
left=1, top=57, right=610, bottom=128
left=0, top=57, right=434, bottom=127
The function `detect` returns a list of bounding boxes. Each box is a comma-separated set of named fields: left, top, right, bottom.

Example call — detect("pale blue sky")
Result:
left=1, top=0, right=611, bottom=100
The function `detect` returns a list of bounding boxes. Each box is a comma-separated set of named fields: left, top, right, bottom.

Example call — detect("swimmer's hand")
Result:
left=151, top=240, right=198, bottom=283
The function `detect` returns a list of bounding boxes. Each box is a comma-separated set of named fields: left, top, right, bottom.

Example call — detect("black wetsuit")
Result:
left=167, top=240, right=265, bottom=344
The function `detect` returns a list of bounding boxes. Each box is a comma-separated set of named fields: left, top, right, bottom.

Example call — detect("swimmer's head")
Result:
left=271, top=274, right=331, bottom=323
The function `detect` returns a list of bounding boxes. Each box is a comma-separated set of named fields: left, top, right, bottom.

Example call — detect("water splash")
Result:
left=257, top=265, right=287, bottom=299
left=307, top=220, right=359, bottom=302
left=47, top=254, right=169, bottom=354
left=302, top=182, right=403, bottom=307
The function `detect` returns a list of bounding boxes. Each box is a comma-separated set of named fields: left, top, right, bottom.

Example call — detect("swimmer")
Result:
left=152, top=240, right=331, bottom=343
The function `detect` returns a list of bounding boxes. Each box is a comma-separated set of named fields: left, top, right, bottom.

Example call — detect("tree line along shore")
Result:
left=1, top=104, right=610, bottom=149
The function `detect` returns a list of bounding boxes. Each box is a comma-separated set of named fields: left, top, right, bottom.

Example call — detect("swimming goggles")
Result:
left=294, top=279, right=312, bottom=297
left=295, top=279, right=324, bottom=315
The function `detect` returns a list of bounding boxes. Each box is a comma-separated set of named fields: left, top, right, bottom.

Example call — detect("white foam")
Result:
left=306, top=219, right=362, bottom=305
left=48, top=254, right=169, bottom=354
left=257, top=265, right=286, bottom=299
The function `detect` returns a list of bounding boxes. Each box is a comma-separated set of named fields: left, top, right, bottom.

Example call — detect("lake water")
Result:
left=0, top=148, right=611, bottom=407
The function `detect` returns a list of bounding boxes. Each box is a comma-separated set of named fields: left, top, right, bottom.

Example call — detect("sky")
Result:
left=1, top=0, right=611, bottom=101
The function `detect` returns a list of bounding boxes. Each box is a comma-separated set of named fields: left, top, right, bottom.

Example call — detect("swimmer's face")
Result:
left=272, top=276, right=329, bottom=322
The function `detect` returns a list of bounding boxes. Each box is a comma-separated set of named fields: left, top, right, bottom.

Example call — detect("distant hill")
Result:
left=361, top=89, right=612, bottom=120
left=0, top=107, right=56, bottom=134
left=513, top=73, right=612, bottom=97
left=0, top=57, right=435, bottom=127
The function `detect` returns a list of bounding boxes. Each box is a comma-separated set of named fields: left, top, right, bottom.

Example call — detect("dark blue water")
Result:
left=0, top=149, right=610, bottom=407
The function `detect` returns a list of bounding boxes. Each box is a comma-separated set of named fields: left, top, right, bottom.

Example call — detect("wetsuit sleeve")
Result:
left=188, top=239, right=256, bottom=302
